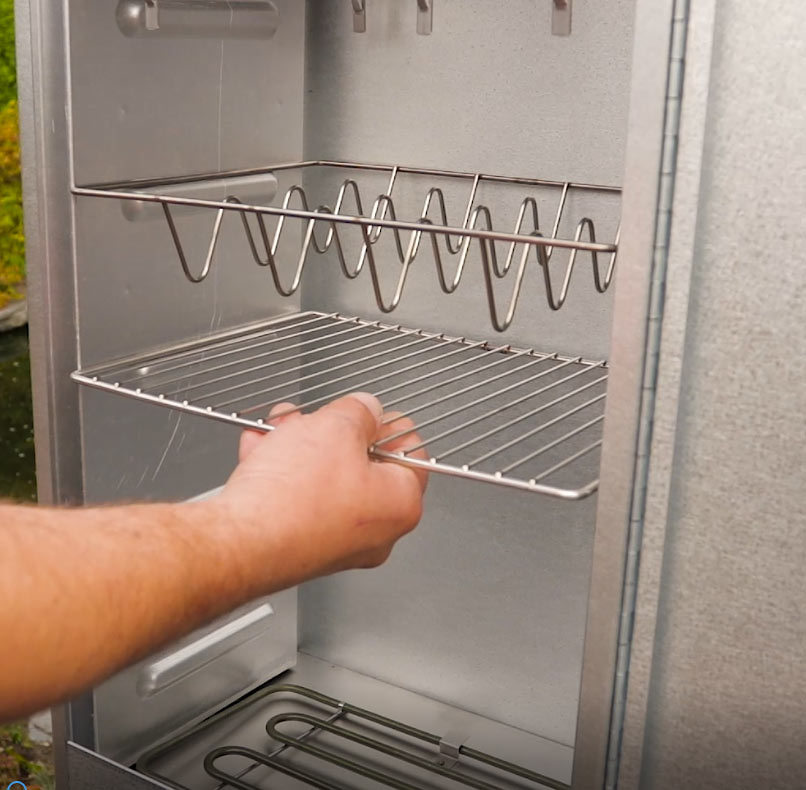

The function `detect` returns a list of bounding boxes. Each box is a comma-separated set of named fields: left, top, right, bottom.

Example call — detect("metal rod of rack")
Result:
left=118, top=317, right=374, bottom=389
left=77, top=159, right=622, bottom=193
left=375, top=355, right=568, bottom=444
left=431, top=364, right=601, bottom=460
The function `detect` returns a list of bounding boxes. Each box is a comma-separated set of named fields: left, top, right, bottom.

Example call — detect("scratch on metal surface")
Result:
left=217, top=22, right=226, bottom=172
left=136, top=464, right=150, bottom=490
left=209, top=34, right=227, bottom=333
left=152, top=413, right=183, bottom=482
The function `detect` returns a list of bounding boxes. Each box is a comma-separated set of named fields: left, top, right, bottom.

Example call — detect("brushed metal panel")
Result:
left=632, top=1, right=806, bottom=788
left=616, top=1, right=718, bottom=786
left=67, top=0, right=307, bottom=763
left=572, top=0, right=679, bottom=785
left=70, top=0, right=305, bottom=184
left=298, top=0, right=636, bottom=749
left=302, top=0, right=634, bottom=360
left=16, top=0, right=95, bottom=783
left=95, top=589, right=297, bottom=765
left=302, top=476, right=599, bottom=746
left=16, top=0, right=84, bottom=508
left=70, top=2, right=306, bottom=501
left=68, top=742, right=173, bottom=790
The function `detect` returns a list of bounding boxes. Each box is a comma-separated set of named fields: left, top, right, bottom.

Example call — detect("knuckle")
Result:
left=388, top=414, right=415, bottom=429
left=361, top=546, right=392, bottom=569
left=398, top=490, right=423, bottom=532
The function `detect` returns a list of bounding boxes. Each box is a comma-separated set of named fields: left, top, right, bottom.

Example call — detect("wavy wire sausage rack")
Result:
left=71, top=161, right=619, bottom=499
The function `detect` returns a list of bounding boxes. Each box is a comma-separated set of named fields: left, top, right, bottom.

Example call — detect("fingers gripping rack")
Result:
left=72, top=160, right=620, bottom=334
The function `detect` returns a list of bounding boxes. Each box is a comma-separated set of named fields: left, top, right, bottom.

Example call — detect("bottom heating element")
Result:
left=207, top=686, right=565, bottom=790
left=141, top=685, right=567, bottom=790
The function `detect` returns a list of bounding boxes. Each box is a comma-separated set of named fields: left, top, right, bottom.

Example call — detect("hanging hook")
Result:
left=351, top=0, right=366, bottom=32
left=416, top=0, right=433, bottom=35
left=552, top=0, right=572, bottom=36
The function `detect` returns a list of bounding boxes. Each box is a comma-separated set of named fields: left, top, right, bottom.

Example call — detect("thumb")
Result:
left=323, top=392, right=383, bottom=446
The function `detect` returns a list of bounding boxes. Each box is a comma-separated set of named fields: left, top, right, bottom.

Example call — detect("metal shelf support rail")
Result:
left=72, top=312, right=608, bottom=499
left=72, top=161, right=620, bottom=333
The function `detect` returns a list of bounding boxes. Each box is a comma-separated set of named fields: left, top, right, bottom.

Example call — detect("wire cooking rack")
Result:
left=72, top=160, right=620, bottom=333
left=139, top=684, right=569, bottom=790
left=72, top=312, right=607, bottom=498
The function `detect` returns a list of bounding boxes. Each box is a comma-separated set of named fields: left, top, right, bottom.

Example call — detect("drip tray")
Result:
left=138, top=655, right=572, bottom=790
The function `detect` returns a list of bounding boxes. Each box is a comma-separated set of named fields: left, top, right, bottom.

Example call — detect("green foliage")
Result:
left=0, top=327, right=36, bottom=501
left=0, top=723, right=54, bottom=790
left=0, top=0, right=16, bottom=108
left=0, top=0, right=22, bottom=307
left=0, top=97, right=23, bottom=306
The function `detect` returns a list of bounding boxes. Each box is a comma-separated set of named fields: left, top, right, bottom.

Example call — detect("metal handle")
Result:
left=116, top=0, right=280, bottom=39
left=137, top=602, right=275, bottom=697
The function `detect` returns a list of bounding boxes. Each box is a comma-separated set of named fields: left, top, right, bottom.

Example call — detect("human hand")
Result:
left=218, top=393, right=428, bottom=591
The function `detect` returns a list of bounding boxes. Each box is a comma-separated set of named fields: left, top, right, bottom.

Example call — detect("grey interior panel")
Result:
left=302, top=0, right=635, bottom=359
left=301, top=478, right=597, bottom=746
left=297, top=0, right=636, bottom=748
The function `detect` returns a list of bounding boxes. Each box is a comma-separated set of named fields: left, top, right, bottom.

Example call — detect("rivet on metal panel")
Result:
left=552, top=0, right=572, bottom=36
left=351, top=0, right=366, bottom=32
left=416, top=0, right=433, bottom=35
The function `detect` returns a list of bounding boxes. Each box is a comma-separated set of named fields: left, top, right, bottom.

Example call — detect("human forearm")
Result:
left=0, top=498, right=266, bottom=720
left=0, top=393, right=427, bottom=722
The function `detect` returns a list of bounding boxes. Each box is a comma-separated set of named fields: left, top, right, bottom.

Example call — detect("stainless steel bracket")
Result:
left=351, top=0, right=366, bottom=32
left=437, top=730, right=467, bottom=770
left=143, top=0, right=158, bottom=31
left=552, top=0, right=572, bottom=36
left=416, top=0, right=433, bottom=35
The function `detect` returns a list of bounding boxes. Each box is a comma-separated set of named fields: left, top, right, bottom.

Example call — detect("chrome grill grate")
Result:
left=72, top=312, right=607, bottom=498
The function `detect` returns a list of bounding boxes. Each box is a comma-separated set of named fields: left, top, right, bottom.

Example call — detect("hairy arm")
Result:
left=0, top=394, right=426, bottom=721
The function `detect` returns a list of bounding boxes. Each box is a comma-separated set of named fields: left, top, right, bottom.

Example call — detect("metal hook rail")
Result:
left=73, top=161, right=620, bottom=334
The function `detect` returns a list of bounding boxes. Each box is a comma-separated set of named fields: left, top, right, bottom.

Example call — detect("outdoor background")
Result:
left=0, top=0, right=54, bottom=786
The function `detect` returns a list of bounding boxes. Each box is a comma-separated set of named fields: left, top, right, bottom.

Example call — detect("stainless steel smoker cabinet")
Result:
left=15, top=1, right=806, bottom=789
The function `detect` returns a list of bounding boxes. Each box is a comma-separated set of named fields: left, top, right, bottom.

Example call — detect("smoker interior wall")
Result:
left=66, top=0, right=307, bottom=756
left=68, top=0, right=306, bottom=502
left=298, top=0, right=636, bottom=747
